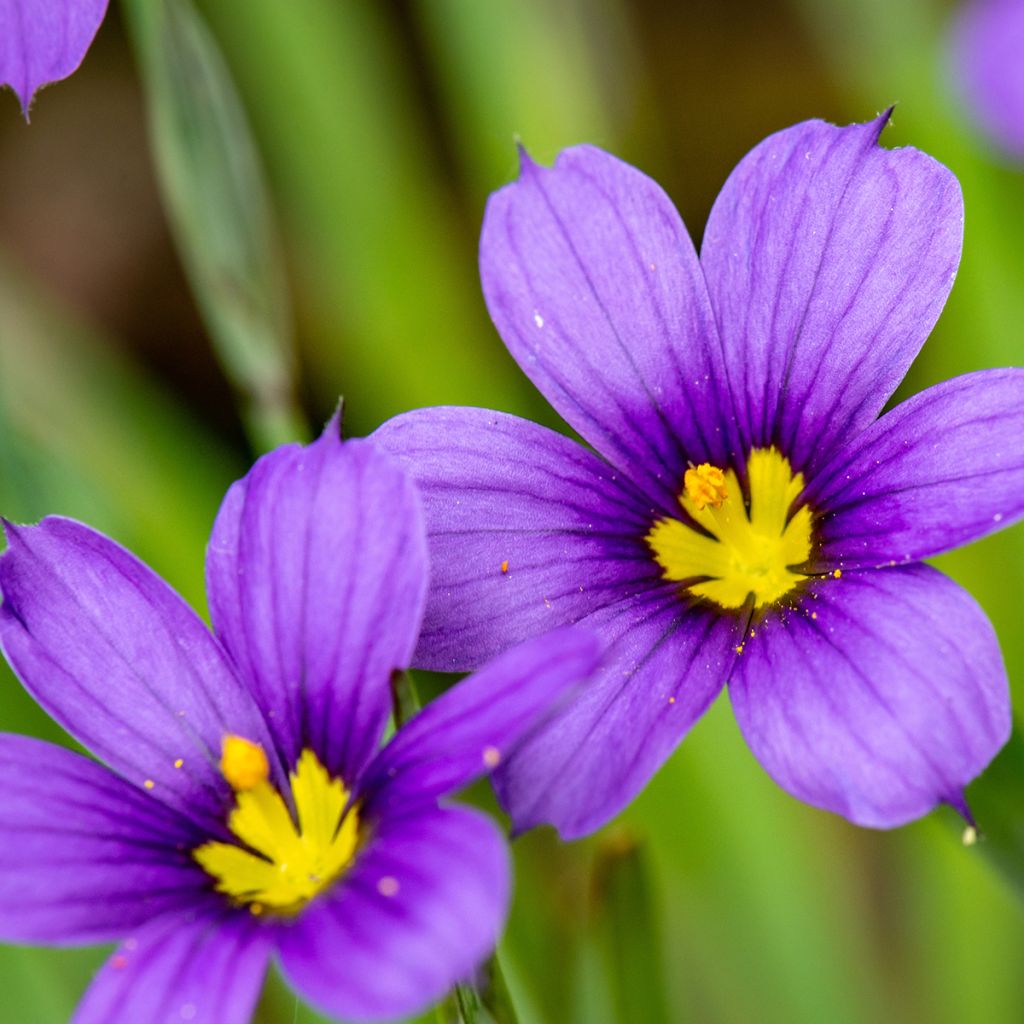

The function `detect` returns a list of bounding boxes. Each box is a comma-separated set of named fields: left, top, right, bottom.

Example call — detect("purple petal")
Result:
left=0, top=0, right=108, bottom=117
left=206, top=419, right=428, bottom=782
left=729, top=564, right=1010, bottom=827
left=480, top=144, right=738, bottom=509
left=701, top=114, right=963, bottom=475
left=0, top=733, right=207, bottom=945
left=494, top=594, right=741, bottom=839
left=279, top=806, right=508, bottom=1022
left=360, top=625, right=601, bottom=814
left=73, top=909, right=272, bottom=1024
left=373, top=406, right=662, bottom=671
left=810, top=369, right=1024, bottom=568
left=0, top=518, right=278, bottom=834
left=951, top=0, right=1024, bottom=160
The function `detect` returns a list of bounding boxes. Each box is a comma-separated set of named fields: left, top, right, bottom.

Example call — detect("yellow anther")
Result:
left=684, top=463, right=728, bottom=510
left=143, top=779, right=155, bottom=790
left=221, top=735, right=269, bottom=792
left=174, top=758, right=184, bottom=769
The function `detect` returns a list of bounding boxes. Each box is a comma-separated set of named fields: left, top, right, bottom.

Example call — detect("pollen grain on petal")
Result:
left=377, top=875, right=400, bottom=897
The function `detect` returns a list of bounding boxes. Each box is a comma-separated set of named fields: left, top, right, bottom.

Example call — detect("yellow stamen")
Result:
left=195, top=743, right=360, bottom=915
left=684, top=464, right=728, bottom=510
left=221, top=735, right=270, bottom=791
left=647, top=447, right=814, bottom=611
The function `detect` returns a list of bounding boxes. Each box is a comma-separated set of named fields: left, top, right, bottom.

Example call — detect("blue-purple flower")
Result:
left=0, top=0, right=108, bottom=117
left=0, top=419, right=599, bottom=1022
left=375, top=113, right=1023, bottom=839
left=951, top=0, right=1024, bottom=160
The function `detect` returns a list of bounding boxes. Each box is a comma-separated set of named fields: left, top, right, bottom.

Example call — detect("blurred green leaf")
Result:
left=412, top=0, right=628, bottom=187
left=123, top=0, right=307, bottom=452
left=591, top=831, right=671, bottom=1024
left=0, top=251, right=238, bottom=607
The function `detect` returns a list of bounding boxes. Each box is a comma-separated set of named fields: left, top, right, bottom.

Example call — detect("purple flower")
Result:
left=375, top=113, right=1023, bottom=840
left=951, top=0, right=1024, bottom=160
left=0, top=0, right=108, bottom=118
left=0, top=419, right=599, bottom=1022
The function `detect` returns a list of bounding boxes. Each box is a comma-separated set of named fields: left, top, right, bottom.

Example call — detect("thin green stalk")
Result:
left=591, top=831, right=671, bottom=1024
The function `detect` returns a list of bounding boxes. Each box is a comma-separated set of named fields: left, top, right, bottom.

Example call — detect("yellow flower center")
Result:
left=646, top=447, right=814, bottom=611
left=194, top=736, right=360, bottom=916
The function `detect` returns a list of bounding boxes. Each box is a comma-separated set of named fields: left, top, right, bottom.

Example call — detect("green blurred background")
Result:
left=0, top=0, right=1021, bottom=1020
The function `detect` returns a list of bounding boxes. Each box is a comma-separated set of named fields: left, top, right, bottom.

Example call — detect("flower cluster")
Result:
left=0, top=105, right=1021, bottom=1023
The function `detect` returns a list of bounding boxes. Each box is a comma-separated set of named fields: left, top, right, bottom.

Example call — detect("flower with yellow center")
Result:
left=194, top=736, right=360, bottom=915
left=646, top=447, right=814, bottom=611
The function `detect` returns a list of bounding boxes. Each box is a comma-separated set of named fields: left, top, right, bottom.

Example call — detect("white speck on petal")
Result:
left=533, top=311, right=544, bottom=328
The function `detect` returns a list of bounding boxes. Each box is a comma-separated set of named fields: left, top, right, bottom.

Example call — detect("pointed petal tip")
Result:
left=320, top=398, right=346, bottom=442
left=872, top=104, right=896, bottom=140
left=515, top=140, right=540, bottom=178
left=0, top=517, right=23, bottom=545
left=945, top=790, right=977, bottom=829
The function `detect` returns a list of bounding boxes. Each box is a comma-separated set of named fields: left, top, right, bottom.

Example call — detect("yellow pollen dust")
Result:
left=194, top=736, right=360, bottom=916
left=646, top=447, right=814, bottom=611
